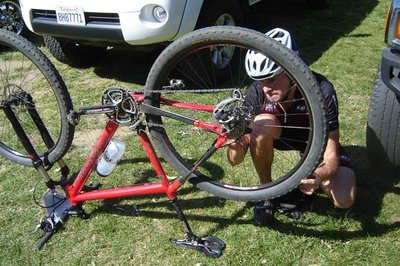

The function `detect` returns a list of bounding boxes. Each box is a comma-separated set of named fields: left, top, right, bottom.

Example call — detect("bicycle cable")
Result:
left=31, top=175, right=67, bottom=209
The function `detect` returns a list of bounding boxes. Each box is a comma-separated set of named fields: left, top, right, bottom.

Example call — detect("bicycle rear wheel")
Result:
left=0, top=29, right=74, bottom=167
left=145, top=26, right=327, bottom=201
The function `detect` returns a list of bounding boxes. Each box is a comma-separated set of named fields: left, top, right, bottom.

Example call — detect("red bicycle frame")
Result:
left=63, top=93, right=228, bottom=205
left=3, top=89, right=230, bottom=256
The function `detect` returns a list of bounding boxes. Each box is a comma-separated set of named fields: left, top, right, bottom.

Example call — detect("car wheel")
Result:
left=196, top=0, right=244, bottom=28
left=43, top=35, right=106, bottom=67
left=366, top=69, right=400, bottom=176
left=0, top=0, right=28, bottom=36
left=306, top=0, right=332, bottom=9
left=195, top=0, right=245, bottom=81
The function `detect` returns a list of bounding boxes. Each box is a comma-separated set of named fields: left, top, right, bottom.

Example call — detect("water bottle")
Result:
left=96, top=139, right=125, bottom=177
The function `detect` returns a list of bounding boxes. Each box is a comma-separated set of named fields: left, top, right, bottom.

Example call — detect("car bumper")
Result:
left=381, top=47, right=400, bottom=97
left=30, top=10, right=125, bottom=44
left=21, top=0, right=195, bottom=45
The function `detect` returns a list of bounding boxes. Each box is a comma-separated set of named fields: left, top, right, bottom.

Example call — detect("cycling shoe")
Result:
left=273, top=189, right=315, bottom=219
left=254, top=200, right=275, bottom=225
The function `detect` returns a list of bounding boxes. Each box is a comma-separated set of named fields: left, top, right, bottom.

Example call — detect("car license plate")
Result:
left=55, top=6, right=85, bottom=26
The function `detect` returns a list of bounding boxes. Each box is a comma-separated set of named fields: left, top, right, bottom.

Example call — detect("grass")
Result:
left=1, top=0, right=399, bottom=265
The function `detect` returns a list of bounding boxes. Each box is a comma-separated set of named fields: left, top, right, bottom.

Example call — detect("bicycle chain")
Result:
left=107, top=84, right=240, bottom=135
left=127, top=87, right=238, bottom=95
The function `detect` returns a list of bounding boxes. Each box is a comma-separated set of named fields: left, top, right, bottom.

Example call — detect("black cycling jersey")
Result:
left=244, top=71, right=339, bottom=132
left=243, top=71, right=351, bottom=168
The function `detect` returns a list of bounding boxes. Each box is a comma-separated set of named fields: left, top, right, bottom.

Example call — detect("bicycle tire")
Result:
left=145, top=26, right=327, bottom=201
left=0, top=29, right=74, bottom=167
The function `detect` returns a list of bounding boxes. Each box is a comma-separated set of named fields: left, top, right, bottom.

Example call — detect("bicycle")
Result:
left=0, top=26, right=327, bottom=257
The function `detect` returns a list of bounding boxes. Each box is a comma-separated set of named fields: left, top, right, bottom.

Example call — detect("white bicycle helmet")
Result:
left=245, top=28, right=296, bottom=80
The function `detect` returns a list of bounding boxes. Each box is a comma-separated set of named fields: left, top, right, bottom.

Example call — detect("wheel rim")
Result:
left=214, top=13, right=236, bottom=27
left=211, top=14, right=236, bottom=69
left=146, top=28, right=326, bottom=196
left=0, top=1, right=24, bottom=35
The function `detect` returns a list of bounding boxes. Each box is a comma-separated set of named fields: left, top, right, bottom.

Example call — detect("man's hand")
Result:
left=299, top=174, right=321, bottom=195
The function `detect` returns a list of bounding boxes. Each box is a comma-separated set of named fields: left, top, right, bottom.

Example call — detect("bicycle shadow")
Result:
left=89, top=156, right=228, bottom=217
left=90, top=144, right=400, bottom=241
left=117, top=157, right=226, bottom=184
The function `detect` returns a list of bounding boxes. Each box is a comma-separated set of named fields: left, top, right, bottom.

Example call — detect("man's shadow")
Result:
left=257, top=145, right=400, bottom=241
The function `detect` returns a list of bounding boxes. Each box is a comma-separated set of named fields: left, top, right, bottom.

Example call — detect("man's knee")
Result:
left=322, top=167, right=356, bottom=209
left=333, top=195, right=355, bottom=209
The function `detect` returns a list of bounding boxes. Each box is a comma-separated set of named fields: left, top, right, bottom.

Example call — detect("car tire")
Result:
left=306, top=0, right=332, bottom=9
left=43, top=35, right=106, bottom=67
left=366, top=69, right=400, bottom=176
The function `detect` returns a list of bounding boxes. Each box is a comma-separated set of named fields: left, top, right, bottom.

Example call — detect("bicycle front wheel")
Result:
left=145, top=26, right=327, bottom=201
left=0, top=29, right=74, bottom=167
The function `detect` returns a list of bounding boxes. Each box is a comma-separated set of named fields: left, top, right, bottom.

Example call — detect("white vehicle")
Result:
left=20, top=0, right=331, bottom=66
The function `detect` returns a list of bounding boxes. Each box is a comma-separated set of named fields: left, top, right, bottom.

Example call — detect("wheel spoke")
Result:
left=0, top=29, right=74, bottom=167
left=145, top=27, right=327, bottom=201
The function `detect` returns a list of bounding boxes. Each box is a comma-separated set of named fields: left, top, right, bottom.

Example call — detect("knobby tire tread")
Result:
left=0, top=29, right=74, bottom=167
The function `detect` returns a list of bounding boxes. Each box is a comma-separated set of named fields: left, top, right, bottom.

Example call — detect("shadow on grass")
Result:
left=249, top=0, right=380, bottom=65
left=92, top=48, right=163, bottom=85
left=89, top=144, right=399, bottom=241
left=250, top=145, right=400, bottom=241
left=67, top=0, right=379, bottom=85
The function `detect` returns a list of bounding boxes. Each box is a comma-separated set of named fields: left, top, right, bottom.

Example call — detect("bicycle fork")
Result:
left=2, top=97, right=73, bottom=249
left=1, top=99, right=68, bottom=188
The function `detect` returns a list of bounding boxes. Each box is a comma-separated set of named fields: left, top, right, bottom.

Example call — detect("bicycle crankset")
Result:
left=102, top=87, right=140, bottom=126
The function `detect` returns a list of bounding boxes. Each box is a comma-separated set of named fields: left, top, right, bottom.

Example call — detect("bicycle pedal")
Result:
left=170, top=235, right=225, bottom=258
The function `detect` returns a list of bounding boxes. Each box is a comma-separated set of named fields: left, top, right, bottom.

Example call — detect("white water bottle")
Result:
left=96, top=139, right=125, bottom=177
